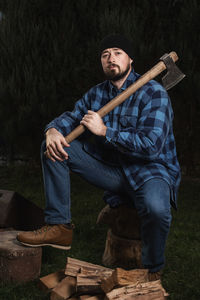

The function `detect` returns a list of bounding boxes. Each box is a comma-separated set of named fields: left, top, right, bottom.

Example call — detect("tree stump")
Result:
left=0, top=230, right=42, bottom=282
left=97, top=204, right=142, bottom=269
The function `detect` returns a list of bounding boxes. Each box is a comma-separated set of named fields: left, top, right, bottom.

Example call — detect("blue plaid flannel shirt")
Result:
left=45, top=70, right=181, bottom=208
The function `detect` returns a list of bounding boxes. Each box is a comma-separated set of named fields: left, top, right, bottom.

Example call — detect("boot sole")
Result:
left=18, top=241, right=71, bottom=250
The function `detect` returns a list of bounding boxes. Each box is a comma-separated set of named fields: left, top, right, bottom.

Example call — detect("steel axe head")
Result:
left=160, top=53, right=185, bottom=90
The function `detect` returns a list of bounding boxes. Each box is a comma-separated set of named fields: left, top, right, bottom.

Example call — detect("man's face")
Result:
left=101, top=48, right=133, bottom=82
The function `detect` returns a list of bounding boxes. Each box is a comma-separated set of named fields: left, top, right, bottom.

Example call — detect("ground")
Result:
left=0, top=165, right=200, bottom=300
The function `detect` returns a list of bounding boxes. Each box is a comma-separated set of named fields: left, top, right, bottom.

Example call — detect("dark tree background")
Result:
left=0, top=0, right=199, bottom=175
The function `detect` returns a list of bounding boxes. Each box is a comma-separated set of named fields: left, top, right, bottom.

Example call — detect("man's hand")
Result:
left=45, top=128, right=70, bottom=162
left=80, top=110, right=107, bottom=136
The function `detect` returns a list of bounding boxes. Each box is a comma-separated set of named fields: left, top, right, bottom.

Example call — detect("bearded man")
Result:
left=17, top=34, right=181, bottom=280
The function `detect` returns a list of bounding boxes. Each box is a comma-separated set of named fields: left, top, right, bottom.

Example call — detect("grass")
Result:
left=0, top=165, right=200, bottom=299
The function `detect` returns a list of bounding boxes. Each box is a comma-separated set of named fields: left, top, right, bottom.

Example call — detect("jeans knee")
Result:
left=147, top=203, right=172, bottom=227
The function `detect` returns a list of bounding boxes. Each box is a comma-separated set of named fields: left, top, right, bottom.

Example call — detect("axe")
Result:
left=64, top=51, right=185, bottom=143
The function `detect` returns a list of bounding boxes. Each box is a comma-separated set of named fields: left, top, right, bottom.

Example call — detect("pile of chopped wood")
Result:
left=39, top=257, right=168, bottom=300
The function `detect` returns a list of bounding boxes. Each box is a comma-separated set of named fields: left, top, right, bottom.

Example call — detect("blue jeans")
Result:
left=41, top=139, right=172, bottom=272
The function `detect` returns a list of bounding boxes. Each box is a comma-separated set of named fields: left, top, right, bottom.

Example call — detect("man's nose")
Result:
left=108, top=53, right=115, bottom=63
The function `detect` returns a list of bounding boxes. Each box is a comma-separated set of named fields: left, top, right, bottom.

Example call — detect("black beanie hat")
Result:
left=99, top=34, right=133, bottom=59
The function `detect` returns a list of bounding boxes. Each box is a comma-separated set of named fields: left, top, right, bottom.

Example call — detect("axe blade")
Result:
left=160, top=53, right=186, bottom=90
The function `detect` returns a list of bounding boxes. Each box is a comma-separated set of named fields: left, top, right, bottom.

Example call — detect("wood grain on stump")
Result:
left=97, top=204, right=142, bottom=269
left=0, top=230, right=42, bottom=282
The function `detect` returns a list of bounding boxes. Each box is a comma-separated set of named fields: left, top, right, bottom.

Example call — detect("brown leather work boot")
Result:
left=17, top=224, right=74, bottom=250
left=148, top=270, right=162, bottom=281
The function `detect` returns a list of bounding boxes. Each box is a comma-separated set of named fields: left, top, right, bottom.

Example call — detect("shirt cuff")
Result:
left=44, top=124, right=65, bottom=136
left=105, top=127, right=118, bottom=143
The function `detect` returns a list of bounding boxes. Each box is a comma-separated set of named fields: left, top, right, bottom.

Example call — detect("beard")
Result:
left=104, top=64, right=131, bottom=82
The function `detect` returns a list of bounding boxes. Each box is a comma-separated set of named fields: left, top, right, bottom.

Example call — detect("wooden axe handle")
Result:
left=65, top=51, right=178, bottom=143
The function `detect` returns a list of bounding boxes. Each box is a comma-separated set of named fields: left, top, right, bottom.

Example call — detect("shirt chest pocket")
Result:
left=119, top=115, right=137, bottom=129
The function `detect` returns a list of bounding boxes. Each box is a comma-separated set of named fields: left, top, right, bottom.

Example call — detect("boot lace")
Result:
left=34, top=225, right=52, bottom=235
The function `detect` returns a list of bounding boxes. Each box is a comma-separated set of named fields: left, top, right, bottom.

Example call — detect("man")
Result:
left=17, top=34, right=181, bottom=280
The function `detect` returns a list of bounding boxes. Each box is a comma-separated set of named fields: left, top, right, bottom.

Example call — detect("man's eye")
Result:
left=115, top=52, right=122, bottom=55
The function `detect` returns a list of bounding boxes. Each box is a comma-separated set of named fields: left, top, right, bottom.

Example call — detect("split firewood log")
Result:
left=39, top=257, right=168, bottom=300
left=105, top=280, right=169, bottom=300
left=101, top=268, right=149, bottom=293
left=65, top=257, right=112, bottom=277
left=50, top=276, right=76, bottom=300
left=76, top=273, right=103, bottom=294
left=39, top=269, right=65, bottom=292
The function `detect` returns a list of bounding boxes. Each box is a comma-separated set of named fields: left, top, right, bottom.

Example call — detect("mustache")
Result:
left=108, top=63, right=119, bottom=68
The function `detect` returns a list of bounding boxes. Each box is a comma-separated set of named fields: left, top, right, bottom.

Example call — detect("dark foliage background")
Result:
left=0, top=0, right=199, bottom=175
